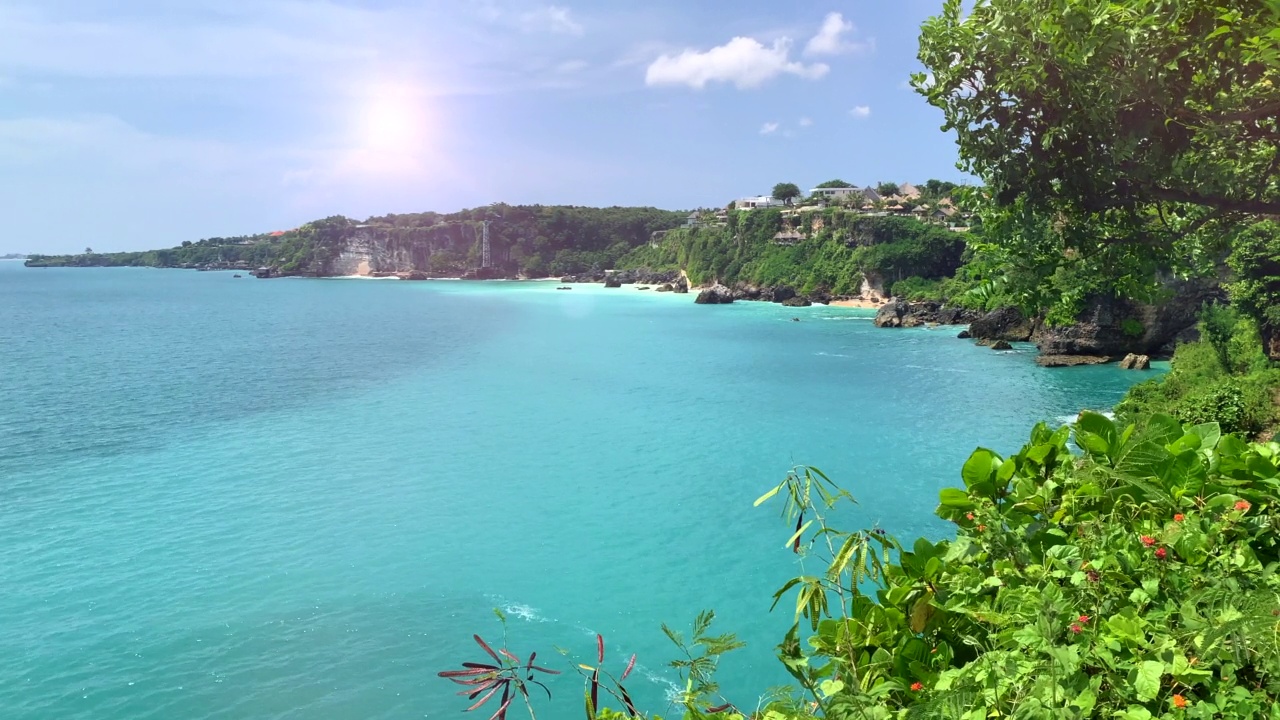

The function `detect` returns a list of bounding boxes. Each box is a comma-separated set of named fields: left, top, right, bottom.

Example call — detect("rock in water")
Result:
left=970, top=307, right=1034, bottom=342
left=1035, top=355, right=1113, bottom=367
left=603, top=278, right=622, bottom=288
left=404, top=270, right=429, bottom=280
left=781, top=296, right=812, bottom=307
left=874, top=300, right=907, bottom=328
left=991, top=340, right=1014, bottom=351
left=957, top=330, right=972, bottom=339
left=1119, top=353, right=1151, bottom=370
left=694, top=284, right=735, bottom=305
left=655, top=284, right=674, bottom=292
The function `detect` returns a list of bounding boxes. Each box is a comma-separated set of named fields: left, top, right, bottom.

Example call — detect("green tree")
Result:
left=772, top=182, right=802, bottom=206
left=875, top=182, right=900, bottom=197
left=1228, top=221, right=1280, bottom=360
left=916, top=0, right=1280, bottom=343
left=814, top=179, right=854, bottom=188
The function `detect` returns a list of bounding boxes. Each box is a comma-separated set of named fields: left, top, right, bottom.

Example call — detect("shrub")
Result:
left=1121, top=317, right=1145, bottom=337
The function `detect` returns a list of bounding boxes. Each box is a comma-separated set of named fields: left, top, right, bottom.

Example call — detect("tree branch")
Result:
left=1144, top=186, right=1280, bottom=216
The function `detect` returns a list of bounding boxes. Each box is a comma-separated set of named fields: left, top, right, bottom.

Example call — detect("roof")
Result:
left=898, top=183, right=921, bottom=199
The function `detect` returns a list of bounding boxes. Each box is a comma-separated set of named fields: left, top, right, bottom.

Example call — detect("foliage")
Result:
left=1227, top=221, right=1280, bottom=358
left=1117, top=309, right=1278, bottom=436
left=617, top=215, right=966, bottom=295
left=875, top=183, right=900, bottom=197
left=747, top=414, right=1280, bottom=718
left=815, top=180, right=856, bottom=189
left=773, top=184, right=803, bottom=206
left=915, top=0, right=1280, bottom=337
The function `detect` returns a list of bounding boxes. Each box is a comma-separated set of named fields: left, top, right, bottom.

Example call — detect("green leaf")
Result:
left=783, top=520, right=813, bottom=550
left=1134, top=660, right=1164, bottom=702
left=939, top=488, right=974, bottom=508
left=753, top=485, right=781, bottom=507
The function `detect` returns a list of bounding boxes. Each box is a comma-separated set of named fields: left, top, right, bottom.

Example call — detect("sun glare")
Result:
left=351, top=82, right=434, bottom=173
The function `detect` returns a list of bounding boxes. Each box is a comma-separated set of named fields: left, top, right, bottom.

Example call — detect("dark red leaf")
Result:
left=462, top=663, right=500, bottom=670
left=474, top=635, right=501, bottom=663
left=488, top=686, right=511, bottom=720
left=590, top=669, right=599, bottom=718
left=793, top=513, right=803, bottom=553
left=499, top=648, right=521, bottom=663
left=708, top=704, right=734, bottom=713
left=596, top=634, right=605, bottom=664
left=466, top=684, right=502, bottom=711
left=621, top=653, right=637, bottom=681
left=467, top=679, right=503, bottom=699
left=446, top=677, right=499, bottom=686
left=620, top=685, right=638, bottom=717
left=529, top=679, right=552, bottom=701
left=439, top=668, right=495, bottom=677
left=528, top=665, right=561, bottom=675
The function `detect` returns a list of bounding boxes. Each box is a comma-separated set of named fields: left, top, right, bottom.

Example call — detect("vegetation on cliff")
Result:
left=25, top=205, right=687, bottom=277
left=618, top=211, right=969, bottom=298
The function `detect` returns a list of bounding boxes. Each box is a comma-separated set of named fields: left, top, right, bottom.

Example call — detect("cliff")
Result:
left=25, top=205, right=687, bottom=278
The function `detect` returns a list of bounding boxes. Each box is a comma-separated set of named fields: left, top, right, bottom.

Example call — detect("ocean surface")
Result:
left=0, top=262, right=1154, bottom=719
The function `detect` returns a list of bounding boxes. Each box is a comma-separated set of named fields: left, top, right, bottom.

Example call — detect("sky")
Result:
left=0, top=0, right=970, bottom=254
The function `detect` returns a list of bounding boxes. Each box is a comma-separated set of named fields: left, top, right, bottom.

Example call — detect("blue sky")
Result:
left=0, top=0, right=968, bottom=253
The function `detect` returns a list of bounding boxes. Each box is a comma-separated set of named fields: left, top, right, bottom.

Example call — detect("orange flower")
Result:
left=1173, top=513, right=1185, bottom=522
left=977, top=524, right=986, bottom=532
left=965, top=513, right=975, bottom=520
left=1173, top=694, right=1187, bottom=708
left=910, top=682, right=923, bottom=692
left=1140, top=535, right=1156, bottom=546
left=1235, top=500, right=1251, bottom=512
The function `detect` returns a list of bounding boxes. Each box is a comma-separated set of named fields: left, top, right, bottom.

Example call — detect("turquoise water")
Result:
left=0, top=262, right=1148, bottom=719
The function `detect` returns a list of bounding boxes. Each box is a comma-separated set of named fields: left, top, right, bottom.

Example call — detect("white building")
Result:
left=809, top=186, right=860, bottom=200
left=735, top=195, right=785, bottom=210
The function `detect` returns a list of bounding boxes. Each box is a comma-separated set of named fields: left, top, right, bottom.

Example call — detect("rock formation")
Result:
left=695, top=284, right=736, bottom=305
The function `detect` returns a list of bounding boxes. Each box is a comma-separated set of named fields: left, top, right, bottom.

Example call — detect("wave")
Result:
left=1054, top=410, right=1117, bottom=426
left=814, top=351, right=854, bottom=358
left=486, top=595, right=682, bottom=698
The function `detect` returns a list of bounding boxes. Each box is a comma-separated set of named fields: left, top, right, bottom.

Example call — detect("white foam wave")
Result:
left=1054, top=410, right=1116, bottom=425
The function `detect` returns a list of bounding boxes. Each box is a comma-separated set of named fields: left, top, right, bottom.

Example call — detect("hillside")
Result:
left=24, top=205, right=687, bottom=278
left=618, top=208, right=968, bottom=298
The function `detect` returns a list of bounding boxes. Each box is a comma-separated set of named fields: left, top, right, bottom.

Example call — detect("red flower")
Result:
left=1078, top=615, right=1090, bottom=624
left=910, top=682, right=923, bottom=692
left=977, top=524, right=986, bottom=532
left=1070, top=623, right=1083, bottom=634
left=1173, top=694, right=1187, bottom=708
left=1155, top=547, right=1168, bottom=560
left=1140, top=535, right=1156, bottom=546
left=1173, top=513, right=1185, bottom=522
left=1235, top=500, right=1251, bottom=512
left=965, top=513, right=974, bottom=520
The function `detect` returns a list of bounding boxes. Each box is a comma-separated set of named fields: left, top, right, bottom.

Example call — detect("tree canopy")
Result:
left=772, top=182, right=802, bottom=205
left=814, top=179, right=855, bottom=189
left=917, top=0, right=1280, bottom=351
left=875, top=182, right=901, bottom=197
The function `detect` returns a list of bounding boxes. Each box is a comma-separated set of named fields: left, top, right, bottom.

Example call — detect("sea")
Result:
left=0, top=262, right=1154, bottom=719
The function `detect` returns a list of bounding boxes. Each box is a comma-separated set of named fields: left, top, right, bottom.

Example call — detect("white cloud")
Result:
left=645, top=37, right=828, bottom=89
left=760, top=122, right=779, bottom=135
left=520, top=5, right=584, bottom=36
left=556, top=59, right=589, bottom=73
left=805, top=12, right=872, bottom=56
left=850, top=105, right=871, bottom=118
left=798, top=116, right=813, bottom=127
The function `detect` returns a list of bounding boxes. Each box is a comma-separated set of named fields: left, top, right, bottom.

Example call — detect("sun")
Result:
left=356, top=83, right=431, bottom=158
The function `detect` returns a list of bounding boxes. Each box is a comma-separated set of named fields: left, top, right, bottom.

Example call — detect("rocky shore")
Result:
left=868, top=281, right=1220, bottom=367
